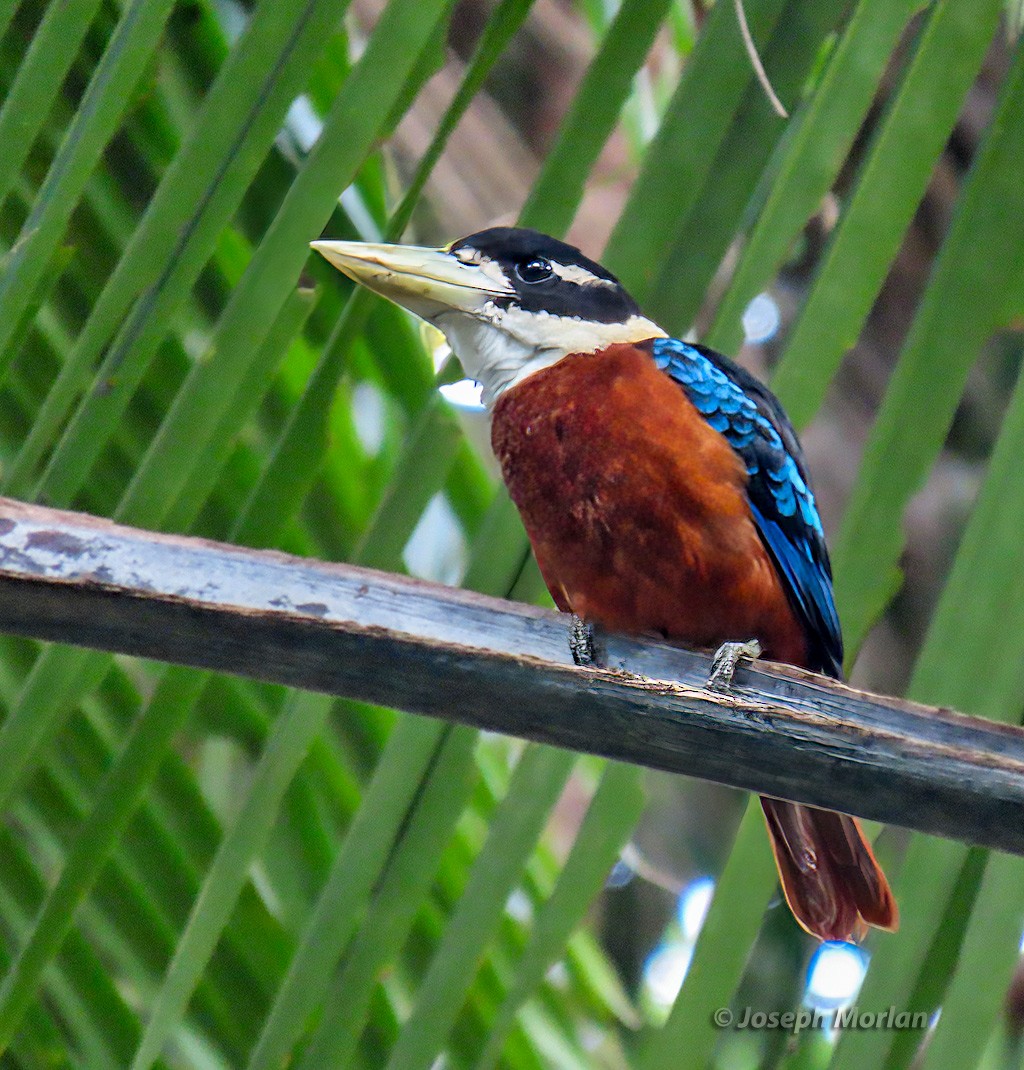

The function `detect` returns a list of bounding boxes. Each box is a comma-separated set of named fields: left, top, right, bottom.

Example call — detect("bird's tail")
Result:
left=760, top=798, right=898, bottom=942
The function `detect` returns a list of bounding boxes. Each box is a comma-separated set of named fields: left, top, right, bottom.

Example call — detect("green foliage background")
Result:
left=0, top=0, right=1023, bottom=1068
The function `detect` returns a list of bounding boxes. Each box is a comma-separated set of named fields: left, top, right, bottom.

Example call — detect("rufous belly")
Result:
left=490, top=342, right=810, bottom=666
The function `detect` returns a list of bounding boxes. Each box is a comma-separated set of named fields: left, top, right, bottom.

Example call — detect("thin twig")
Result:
left=734, top=0, right=788, bottom=119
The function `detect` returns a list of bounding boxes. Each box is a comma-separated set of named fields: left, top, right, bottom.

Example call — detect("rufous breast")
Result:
left=490, top=342, right=809, bottom=665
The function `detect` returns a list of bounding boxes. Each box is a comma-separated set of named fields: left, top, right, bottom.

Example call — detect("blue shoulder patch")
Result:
left=650, top=337, right=843, bottom=677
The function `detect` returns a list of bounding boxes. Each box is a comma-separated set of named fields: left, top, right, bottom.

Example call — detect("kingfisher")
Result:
left=312, top=226, right=898, bottom=942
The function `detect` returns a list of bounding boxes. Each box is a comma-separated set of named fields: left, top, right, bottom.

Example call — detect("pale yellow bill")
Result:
left=310, top=239, right=513, bottom=320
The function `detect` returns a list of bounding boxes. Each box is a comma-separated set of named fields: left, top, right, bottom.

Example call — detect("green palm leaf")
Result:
left=0, top=1, right=1022, bottom=1067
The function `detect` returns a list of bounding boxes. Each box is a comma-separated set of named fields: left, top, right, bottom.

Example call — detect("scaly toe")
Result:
left=707, top=639, right=762, bottom=691
left=569, top=613, right=597, bottom=666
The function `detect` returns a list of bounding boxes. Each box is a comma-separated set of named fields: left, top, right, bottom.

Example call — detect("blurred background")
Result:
left=0, top=0, right=1023, bottom=1068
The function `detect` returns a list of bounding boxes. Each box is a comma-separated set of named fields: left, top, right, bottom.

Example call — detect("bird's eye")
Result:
left=514, top=257, right=554, bottom=284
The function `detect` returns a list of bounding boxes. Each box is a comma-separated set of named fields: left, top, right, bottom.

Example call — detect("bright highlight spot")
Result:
left=804, top=941, right=868, bottom=1010
left=439, top=378, right=485, bottom=411
left=505, top=888, right=533, bottom=923
left=605, top=858, right=635, bottom=889
left=642, top=878, right=716, bottom=1013
left=351, top=381, right=386, bottom=455
left=677, top=875, right=715, bottom=940
left=643, top=942, right=694, bottom=1008
left=545, top=960, right=570, bottom=989
left=742, top=292, right=781, bottom=344
left=403, top=494, right=468, bottom=586
left=285, top=95, right=322, bottom=153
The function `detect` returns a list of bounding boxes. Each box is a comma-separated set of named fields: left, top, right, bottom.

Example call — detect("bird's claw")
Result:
left=569, top=613, right=597, bottom=666
left=707, top=639, right=762, bottom=691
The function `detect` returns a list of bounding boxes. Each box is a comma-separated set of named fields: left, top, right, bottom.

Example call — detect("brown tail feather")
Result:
left=760, top=798, right=898, bottom=942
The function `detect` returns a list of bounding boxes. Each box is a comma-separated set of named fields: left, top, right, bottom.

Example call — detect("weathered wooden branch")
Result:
left=0, top=496, right=1020, bottom=854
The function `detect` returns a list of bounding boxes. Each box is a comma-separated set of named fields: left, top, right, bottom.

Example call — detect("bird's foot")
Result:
left=569, top=613, right=598, bottom=666
left=707, top=639, right=762, bottom=692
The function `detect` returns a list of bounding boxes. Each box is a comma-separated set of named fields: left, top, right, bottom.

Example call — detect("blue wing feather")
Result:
left=650, top=337, right=844, bottom=678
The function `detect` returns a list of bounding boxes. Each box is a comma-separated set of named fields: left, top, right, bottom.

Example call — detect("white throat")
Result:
left=435, top=305, right=666, bottom=409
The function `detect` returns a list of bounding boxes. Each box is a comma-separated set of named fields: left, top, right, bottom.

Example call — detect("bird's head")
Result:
left=311, top=226, right=664, bottom=407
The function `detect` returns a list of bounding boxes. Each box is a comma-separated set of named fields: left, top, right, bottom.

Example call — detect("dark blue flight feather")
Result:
left=650, top=337, right=844, bottom=678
